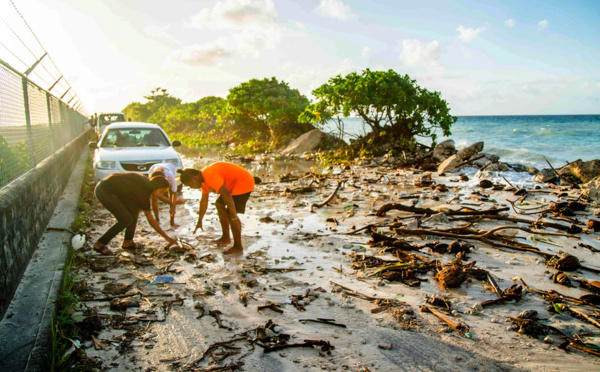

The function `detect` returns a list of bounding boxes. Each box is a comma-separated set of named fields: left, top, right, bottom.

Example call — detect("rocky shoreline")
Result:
left=65, top=145, right=600, bottom=371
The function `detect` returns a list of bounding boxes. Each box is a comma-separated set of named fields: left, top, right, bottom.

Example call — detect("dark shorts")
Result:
left=215, top=192, right=251, bottom=214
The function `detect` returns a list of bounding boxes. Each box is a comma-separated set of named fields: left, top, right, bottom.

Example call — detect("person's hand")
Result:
left=166, top=236, right=177, bottom=244
left=176, top=198, right=188, bottom=205
left=194, top=220, right=203, bottom=234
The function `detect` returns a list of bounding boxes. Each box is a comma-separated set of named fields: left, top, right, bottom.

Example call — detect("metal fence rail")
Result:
left=0, top=59, right=87, bottom=188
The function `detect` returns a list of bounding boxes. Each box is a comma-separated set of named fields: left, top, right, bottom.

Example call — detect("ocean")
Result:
left=325, top=115, right=600, bottom=171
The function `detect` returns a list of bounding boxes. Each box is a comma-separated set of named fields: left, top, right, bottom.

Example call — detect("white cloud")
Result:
left=538, top=19, right=549, bottom=31
left=362, top=47, right=370, bottom=58
left=400, top=39, right=442, bottom=68
left=189, top=0, right=278, bottom=30
left=171, top=43, right=232, bottom=66
left=314, top=0, right=353, bottom=20
left=170, top=27, right=281, bottom=66
left=456, top=25, right=485, bottom=43
left=295, top=21, right=306, bottom=30
left=504, top=19, right=516, bottom=28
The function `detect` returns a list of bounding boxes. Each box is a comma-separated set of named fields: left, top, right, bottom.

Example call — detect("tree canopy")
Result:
left=227, top=77, right=312, bottom=147
left=300, top=69, right=456, bottom=147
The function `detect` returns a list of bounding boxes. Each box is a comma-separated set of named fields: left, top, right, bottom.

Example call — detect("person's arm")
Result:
left=151, top=195, right=160, bottom=223
left=218, top=186, right=238, bottom=220
left=194, top=193, right=209, bottom=233
left=169, top=190, right=177, bottom=226
left=143, top=210, right=176, bottom=243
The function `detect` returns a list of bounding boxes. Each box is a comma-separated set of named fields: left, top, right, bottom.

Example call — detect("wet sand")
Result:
left=78, top=157, right=600, bottom=371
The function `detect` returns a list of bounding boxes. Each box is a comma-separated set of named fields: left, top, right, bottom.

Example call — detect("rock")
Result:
left=432, top=140, right=457, bottom=162
left=483, top=162, right=510, bottom=172
left=479, top=180, right=494, bottom=189
left=534, top=169, right=558, bottom=183
left=517, top=309, right=538, bottom=319
left=456, top=141, right=484, bottom=160
left=558, top=159, right=600, bottom=183
left=472, top=153, right=500, bottom=168
left=437, top=154, right=463, bottom=174
left=583, top=176, right=600, bottom=201
left=280, top=129, right=325, bottom=155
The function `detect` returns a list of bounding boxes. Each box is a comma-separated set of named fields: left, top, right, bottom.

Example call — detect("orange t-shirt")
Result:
left=200, top=162, right=255, bottom=196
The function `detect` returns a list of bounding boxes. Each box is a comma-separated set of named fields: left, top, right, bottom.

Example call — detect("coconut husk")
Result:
left=552, top=254, right=581, bottom=271
left=434, top=261, right=467, bottom=288
left=552, top=271, right=573, bottom=287
left=580, top=279, right=600, bottom=294
left=588, top=219, right=600, bottom=232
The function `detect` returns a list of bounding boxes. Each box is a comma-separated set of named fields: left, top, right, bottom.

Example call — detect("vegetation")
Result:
left=121, top=70, right=455, bottom=157
left=300, top=69, right=456, bottom=151
left=0, top=135, right=30, bottom=187
left=48, top=158, right=97, bottom=371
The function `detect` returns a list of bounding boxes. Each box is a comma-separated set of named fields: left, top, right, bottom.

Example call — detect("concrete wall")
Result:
left=0, top=130, right=90, bottom=318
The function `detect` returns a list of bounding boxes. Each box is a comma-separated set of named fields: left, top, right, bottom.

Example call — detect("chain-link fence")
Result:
left=0, top=59, right=87, bottom=188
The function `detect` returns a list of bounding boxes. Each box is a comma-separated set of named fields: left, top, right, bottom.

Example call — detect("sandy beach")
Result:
left=72, top=154, right=600, bottom=372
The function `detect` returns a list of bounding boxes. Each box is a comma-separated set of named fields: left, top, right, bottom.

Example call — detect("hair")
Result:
left=148, top=175, right=170, bottom=190
left=177, top=168, right=201, bottom=183
left=150, top=169, right=165, bottom=178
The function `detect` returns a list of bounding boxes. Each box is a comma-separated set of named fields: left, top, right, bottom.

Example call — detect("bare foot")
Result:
left=223, top=245, right=243, bottom=255
left=213, top=237, right=231, bottom=245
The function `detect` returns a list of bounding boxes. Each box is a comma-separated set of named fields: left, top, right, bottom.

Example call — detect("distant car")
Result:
left=95, top=113, right=126, bottom=138
left=89, top=122, right=183, bottom=181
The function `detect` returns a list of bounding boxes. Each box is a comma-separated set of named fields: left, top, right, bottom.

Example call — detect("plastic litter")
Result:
left=71, top=234, right=86, bottom=250
left=150, top=274, right=174, bottom=285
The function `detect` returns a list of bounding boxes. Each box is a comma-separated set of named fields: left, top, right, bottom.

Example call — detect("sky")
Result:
left=2, top=0, right=599, bottom=116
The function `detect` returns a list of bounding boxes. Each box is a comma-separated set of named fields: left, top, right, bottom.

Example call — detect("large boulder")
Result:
left=535, top=169, right=558, bottom=183
left=437, top=154, right=463, bottom=174
left=280, top=129, right=325, bottom=155
left=558, top=159, right=600, bottom=184
left=472, top=153, right=500, bottom=168
left=457, top=141, right=484, bottom=160
left=432, top=140, right=457, bottom=162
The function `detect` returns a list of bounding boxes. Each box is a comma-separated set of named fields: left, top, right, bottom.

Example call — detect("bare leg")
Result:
left=214, top=203, right=231, bottom=244
left=223, top=218, right=243, bottom=254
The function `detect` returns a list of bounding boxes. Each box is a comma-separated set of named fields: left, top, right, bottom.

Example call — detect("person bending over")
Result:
left=178, top=162, right=254, bottom=255
left=92, top=172, right=177, bottom=255
left=148, top=163, right=186, bottom=227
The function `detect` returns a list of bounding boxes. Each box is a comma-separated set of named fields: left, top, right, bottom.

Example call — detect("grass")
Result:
left=47, top=155, right=97, bottom=371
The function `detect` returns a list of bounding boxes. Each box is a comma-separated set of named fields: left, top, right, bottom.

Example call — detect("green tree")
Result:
left=226, top=77, right=312, bottom=147
left=122, top=88, right=181, bottom=125
left=300, top=69, right=456, bottom=147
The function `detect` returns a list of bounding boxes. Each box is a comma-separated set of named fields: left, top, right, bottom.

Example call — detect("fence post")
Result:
left=21, top=77, right=36, bottom=169
left=46, top=92, right=57, bottom=152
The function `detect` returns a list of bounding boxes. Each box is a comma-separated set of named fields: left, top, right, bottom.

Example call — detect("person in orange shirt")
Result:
left=177, top=162, right=255, bottom=254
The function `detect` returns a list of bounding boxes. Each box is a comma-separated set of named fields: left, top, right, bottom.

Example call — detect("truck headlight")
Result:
left=97, top=161, right=116, bottom=169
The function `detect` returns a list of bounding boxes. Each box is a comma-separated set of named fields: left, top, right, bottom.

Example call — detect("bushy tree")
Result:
left=122, top=88, right=181, bottom=125
left=226, top=77, right=312, bottom=147
left=300, top=69, right=456, bottom=147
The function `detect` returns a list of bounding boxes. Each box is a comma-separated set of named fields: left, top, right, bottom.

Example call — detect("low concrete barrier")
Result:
left=0, top=130, right=91, bottom=318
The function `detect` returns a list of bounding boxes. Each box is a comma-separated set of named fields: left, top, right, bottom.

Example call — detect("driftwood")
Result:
left=259, top=339, right=335, bottom=353
left=421, top=305, right=471, bottom=338
left=299, top=318, right=347, bottom=328
left=311, top=181, right=343, bottom=212
left=517, top=277, right=599, bottom=308
left=544, top=155, right=581, bottom=185
left=376, top=203, right=508, bottom=217
left=393, top=226, right=554, bottom=259
left=450, top=214, right=576, bottom=232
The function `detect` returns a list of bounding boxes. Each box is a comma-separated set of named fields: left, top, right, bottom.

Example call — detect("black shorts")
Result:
left=215, top=192, right=251, bottom=214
